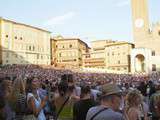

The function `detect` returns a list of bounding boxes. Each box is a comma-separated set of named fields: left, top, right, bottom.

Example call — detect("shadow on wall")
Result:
left=0, top=45, right=72, bottom=81
left=0, top=44, right=51, bottom=66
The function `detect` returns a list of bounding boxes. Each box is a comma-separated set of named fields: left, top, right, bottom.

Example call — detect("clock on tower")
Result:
left=135, top=18, right=144, bottom=28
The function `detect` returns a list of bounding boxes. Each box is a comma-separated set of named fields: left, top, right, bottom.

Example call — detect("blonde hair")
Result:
left=126, top=89, right=142, bottom=111
left=11, top=76, right=26, bottom=103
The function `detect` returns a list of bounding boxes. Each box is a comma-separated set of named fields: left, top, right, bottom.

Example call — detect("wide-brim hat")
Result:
left=101, top=83, right=122, bottom=96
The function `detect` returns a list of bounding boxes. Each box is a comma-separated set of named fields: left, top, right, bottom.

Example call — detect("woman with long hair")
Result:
left=10, top=76, right=26, bottom=120
left=26, top=77, right=47, bottom=120
left=125, top=90, right=148, bottom=120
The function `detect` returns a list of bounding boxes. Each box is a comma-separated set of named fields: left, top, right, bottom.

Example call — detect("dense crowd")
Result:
left=1, top=65, right=160, bottom=120
left=1, top=64, right=160, bottom=84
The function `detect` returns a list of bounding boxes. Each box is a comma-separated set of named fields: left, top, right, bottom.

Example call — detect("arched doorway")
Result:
left=135, top=54, right=145, bottom=72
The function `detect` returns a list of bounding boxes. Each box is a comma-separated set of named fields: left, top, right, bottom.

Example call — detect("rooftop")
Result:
left=52, top=37, right=89, bottom=48
left=105, top=41, right=134, bottom=47
left=0, top=17, right=51, bottom=33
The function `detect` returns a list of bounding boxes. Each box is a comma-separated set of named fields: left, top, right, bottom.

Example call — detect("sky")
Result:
left=0, top=0, right=160, bottom=45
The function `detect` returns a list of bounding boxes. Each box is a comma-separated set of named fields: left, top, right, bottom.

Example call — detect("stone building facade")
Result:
left=131, top=0, right=160, bottom=73
left=0, top=18, right=51, bottom=65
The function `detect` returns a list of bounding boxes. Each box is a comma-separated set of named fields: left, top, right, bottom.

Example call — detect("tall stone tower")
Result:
left=131, top=0, right=150, bottom=48
left=131, top=0, right=160, bottom=74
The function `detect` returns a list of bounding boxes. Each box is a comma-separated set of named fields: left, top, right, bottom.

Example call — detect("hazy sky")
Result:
left=0, top=0, right=160, bottom=45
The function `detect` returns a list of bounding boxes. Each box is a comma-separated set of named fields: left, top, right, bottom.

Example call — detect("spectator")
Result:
left=150, top=83, right=160, bottom=120
left=137, top=82, right=147, bottom=97
left=148, top=81, right=156, bottom=98
left=73, top=85, right=96, bottom=120
left=68, top=74, right=80, bottom=101
left=26, top=77, right=47, bottom=120
left=10, top=76, right=26, bottom=120
left=0, top=78, right=6, bottom=119
left=2, top=77, right=15, bottom=120
left=90, top=85, right=101, bottom=101
left=126, top=90, right=148, bottom=120
left=54, top=81, right=74, bottom=120
left=86, top=84, right=124, bottom=120
left=0, top=97, right=5, bottom=120
left=154, top=98, right=160, bottom=119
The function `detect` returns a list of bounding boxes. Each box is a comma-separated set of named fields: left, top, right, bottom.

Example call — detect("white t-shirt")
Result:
left=27, top=91, right=46, bottom=120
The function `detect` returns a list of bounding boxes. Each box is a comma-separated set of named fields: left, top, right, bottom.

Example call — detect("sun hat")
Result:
left=101, top=83, right=122, bottom=96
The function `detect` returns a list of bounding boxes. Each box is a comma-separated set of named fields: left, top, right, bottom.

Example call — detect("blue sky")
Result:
left=0, top=0, right=160, bottom=45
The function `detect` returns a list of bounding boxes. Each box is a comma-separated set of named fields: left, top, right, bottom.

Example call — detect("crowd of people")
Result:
left=1, top=64, right=160, bottom=120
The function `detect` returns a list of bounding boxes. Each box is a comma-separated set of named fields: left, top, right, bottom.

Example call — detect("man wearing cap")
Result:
left=86, top=83, right=125, bottom=120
